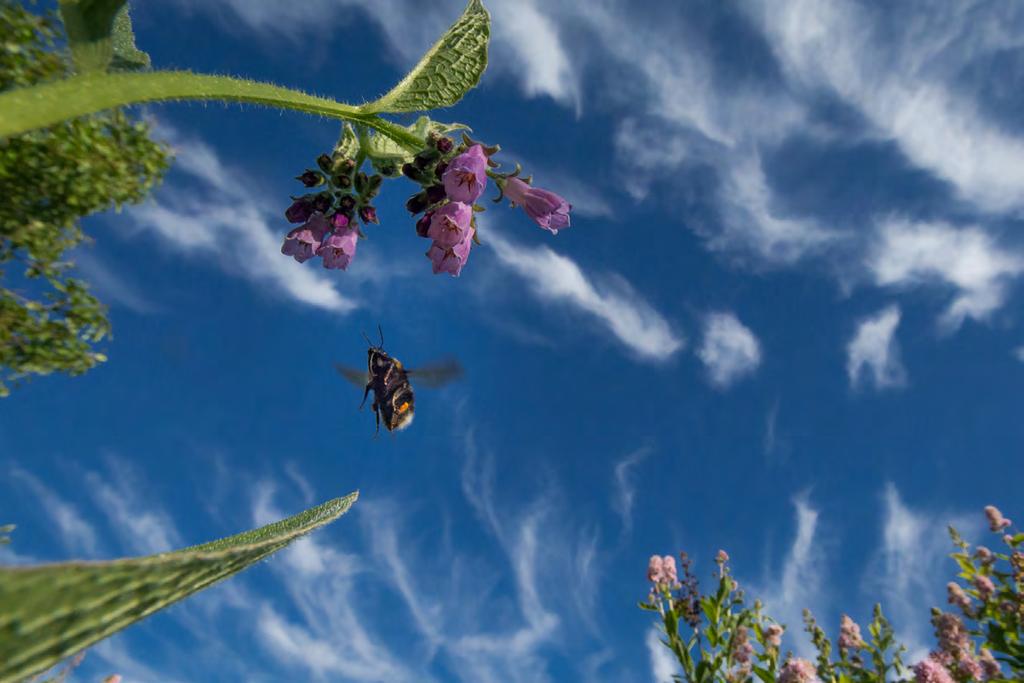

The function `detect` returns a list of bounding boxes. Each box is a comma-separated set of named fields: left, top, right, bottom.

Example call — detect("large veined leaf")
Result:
left=362, top=0, right=490, bottom=114
left=0, top=492, right=358, bottom=683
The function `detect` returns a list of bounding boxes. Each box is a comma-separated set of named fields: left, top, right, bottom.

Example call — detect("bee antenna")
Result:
left=377, top=325, right=384, bottom=348
left=361, top=330, right=373, bottom=347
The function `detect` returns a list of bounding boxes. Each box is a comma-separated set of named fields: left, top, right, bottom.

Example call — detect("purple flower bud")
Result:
left=442, top=144, right=488, bottom=203
left=281, top=212, right=329, bottom=263
left=339, top=195, right=356, bottom=213
left=426, top=232, right=472, bottom=277
left=359, top=205, right=379, bottom=225
left=416, top=211, right=434, bottom=238
left=331, top=212, right=350, bottom=230
left=297, top=170, right=323, bottom=187
left=313, top=194, right=332, bottom=214
left=285, top=198, right=314, bottom=224
left=435, top=161, right=449, bottom=180
left=427, top=201, right=473, bottom=248
left=503, top=177, right=572, bottom=234
left=406, top=191, right=429, bottom=215
left=436, top=136, right=454, bottom=154
left=426, top=184, right=447, bottom=205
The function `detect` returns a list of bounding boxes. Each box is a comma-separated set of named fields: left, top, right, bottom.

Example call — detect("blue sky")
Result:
left=4, top=0, right=1024, bottom=680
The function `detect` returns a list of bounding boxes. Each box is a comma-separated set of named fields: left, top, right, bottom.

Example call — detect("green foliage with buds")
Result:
left=0, top=0, right=170, bottom=397
left=0, top=492, right=358, bottom=683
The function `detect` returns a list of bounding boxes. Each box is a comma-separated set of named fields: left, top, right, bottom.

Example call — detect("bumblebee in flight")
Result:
left=335, top=328, right=463, bottom=433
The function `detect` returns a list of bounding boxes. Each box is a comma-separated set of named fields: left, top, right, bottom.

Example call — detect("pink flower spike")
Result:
left=974, top=575, right=995, bottom=601
left=662, top=555, right=677, bottom=584
left=503, top=177, right=572, bottom=234
left=984, top=505, right=1012, bottom=531
left=778, top=658, right=818, bottom=683
left=442, top=145, right=488, bottom=203
left=913, top=657, right=955, bottom=683
left=647, top=555, right=665, bottom=584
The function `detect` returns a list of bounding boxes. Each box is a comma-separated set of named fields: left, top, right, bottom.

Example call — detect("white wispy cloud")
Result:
left=750, top=0, right=1024, bottom=214
left=847, top=305, right=906, bottom=390
left=748, top=494, right=827, bottom=658
left=611, top=447, right=652, bottom=537
left=646, top=627, right=679, bottom=683
left=861, top=484, right=980, bottom=662
left=85, top=456, right=183, bottom=555
left=697, top=312, right=762, bottom=389
left=485, top=227, right=683, bottom=361
left=869, top=220, right=1024, bottom=331
left=73, top=250, right=159, bottom=314
left=9, top=467, right=100, bottom=557
left=121, top=123, right=356, bottom=314
left=1015, top=346, right=1024, bottom=362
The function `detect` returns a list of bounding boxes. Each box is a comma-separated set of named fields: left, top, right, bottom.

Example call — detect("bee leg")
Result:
left=359, top=382, right=371, bottom=410
left=373, top=403, right=381, bottom=435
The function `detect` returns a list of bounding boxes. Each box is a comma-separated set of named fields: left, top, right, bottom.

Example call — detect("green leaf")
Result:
left=108, top=5, right=150, bottom=72
left=58, top=0, right=127, bottom=72
left=0, top=492, right=358, bottom=683
left=363, top=0, right=490, bottom=114
left=360, top=115, right=469, bottom=164
left=0, top=71, right=423, bottom=153
left=753, top=666, right=774, bottom=683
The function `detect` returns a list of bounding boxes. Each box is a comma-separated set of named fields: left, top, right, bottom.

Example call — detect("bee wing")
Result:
left=406, top=358, right=464, bottom=388
left=334, top=363, right=369, bottom=387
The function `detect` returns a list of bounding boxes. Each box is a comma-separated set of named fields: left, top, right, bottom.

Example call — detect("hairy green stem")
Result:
left=0, top=71, right=424, bottom=151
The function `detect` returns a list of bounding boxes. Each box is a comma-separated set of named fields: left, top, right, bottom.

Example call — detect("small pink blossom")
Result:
left=647, top=555, right=665, bottom=584
left=426, top=232, right=473, bottom=277
left=914, top=657, right=955, bottom=683
left=974, top=575, right=995, bottom=601
left=503, top=177, right=572, bottom=234
left=731, top=626, right=754, bottom=665
left=426, top=201, right=474, bottom=248
left=979, top=648, right=1001, bottom=680
left=716, top=550, right=730, bottom=563
left=778, top=658, right=817, bottom=683
left=974, top=546, right=995, bottom=566
left=985, top=505, right=1012, bottom=531
left=281, top=212, right=329, bottom=263
left=662, top=555, right=678, bottom=584
left=442, top=145, right=488, bottom=203
left=765, top=624, right=784, bottom=649
left=947, top=582, right=973, bottom=614
left=838, top=614, right=865, bottom=651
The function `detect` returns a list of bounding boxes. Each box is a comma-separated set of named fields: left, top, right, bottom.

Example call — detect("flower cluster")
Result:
left=638, top=502, right=1023, bottom=683
left=280, top=153, right=373, bottom=270
left=281, top=127, right=572, bottom=277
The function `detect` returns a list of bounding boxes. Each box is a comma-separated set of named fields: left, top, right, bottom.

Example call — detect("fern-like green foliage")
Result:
left=0, top=492, right=357, bottom=683
left=363, top=0, right=490, bottom=114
